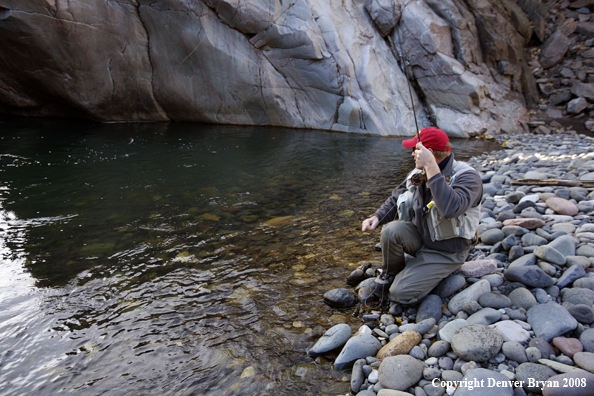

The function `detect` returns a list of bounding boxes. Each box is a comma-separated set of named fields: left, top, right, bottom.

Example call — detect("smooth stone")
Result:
left=308, top=323, right=352, bottom=357
left=434, top=274, right=467, bottom=299
left=416, top=295, right=443, bottom=324
left=482, top=229, right=506, bottom=245
left=448, top=279, right=491, bottom=315
left=509, top=287, right=538, bottom=310
left=553, top=337, right=583, bottom=358
left=546, top=196, right=580, bottom=216
left=450, top=324, right=504, bottom=362
left=509, top=253, right=537, bottom=268
left=334, top=333, right=382, bottom=370
left=530, top=338, right=556, bottom=360
left=516, top=363, right=557, bottom=393
left=557, top=265, right=587, bottom=288
left=503, top=218, right=546, bottom=229
left=453, top=368, right=513, bottom=396
left=381, top=314, right=396, bottom=327
left=541, top=371, right=594, bottom=396
left=478, top=292, right=512, bottom=309
left=377, top=355, right=424, bottom=391
left=490, top=320, right=531, bottom=343
left=502, top=225, right=530, bottom=237
left=504, top=265, right=555, bottom=288
left=376, top=391, right=415, bottom=396
left=577, top=245, right=594, bottom=258
left=467, top=308, right=502, bottom=325
left=428, top=340, right=451, bottom=358
left=509, top=245, right=525, bottom=262
left=534, top=245, right=567, bottom=265
left=439, top=357, right=454, bottom=370
left=399, top=318, right=437, bottom=336
left=580, top=328, right=594, bottom=353
left=351, top=359, right=366, bottom=393
left=551, top=222, right=577, bottom=234
left=522, top=233, right=548, bottom=247
left=459, top=260, right=498, bottom=278
left=567, top=256, right=593, bottom=270
left=409, top=345, right=425, bottom=360
left=526, top=347, right=542, bottom=363
left=481, top=274, right=505, bottom=287
left=441, top=370, right=463, bottom=382
left=562, top=288, right=594, bottom=306
left=324, top=288, right=357, bottom=307
left=574, top=278, right=594, bottom=291
left=538, top=358, right=587, bottom=374
left=574, top=351, right=594, bottom=373
left=527, top=302, right=578, bottom=342
left=548, top=235, right=577, bottom=257
left=439, top=319, right=468, bottom=343
left=356, top=391, right=377, bottom=396
left=502, top=341, right=529, bottom=363
left=567, top=304, right=594, bottom=324
left=423, top=367, right=440, bottom=381
left=376, top=331, right=422, bottom=360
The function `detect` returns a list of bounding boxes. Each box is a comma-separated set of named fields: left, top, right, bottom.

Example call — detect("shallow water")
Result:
left=0, top=118, right=499, bottom=396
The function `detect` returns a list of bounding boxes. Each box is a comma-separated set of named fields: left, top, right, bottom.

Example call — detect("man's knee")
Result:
left=380, top=221, right=412, bottom=243
left=389, top=281, right=424, bottom=305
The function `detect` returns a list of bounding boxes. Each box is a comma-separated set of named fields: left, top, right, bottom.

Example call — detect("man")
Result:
left=361, top=127, right=483, bottom=308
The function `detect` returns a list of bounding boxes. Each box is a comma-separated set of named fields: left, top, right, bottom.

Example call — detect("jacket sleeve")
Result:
left=426, top=170, right=483, bottom=218
left=373, top=178, right=408, bottom=226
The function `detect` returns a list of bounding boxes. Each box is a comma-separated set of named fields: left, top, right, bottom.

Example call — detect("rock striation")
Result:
left=0, top=0, right=533, bottom=135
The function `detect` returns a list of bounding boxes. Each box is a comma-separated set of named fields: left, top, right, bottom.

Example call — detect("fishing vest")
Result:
left=397, top=160, right=481, bottom=241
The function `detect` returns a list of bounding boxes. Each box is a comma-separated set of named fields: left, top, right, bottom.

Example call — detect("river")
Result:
left=0, top=117, right=499, bottom=396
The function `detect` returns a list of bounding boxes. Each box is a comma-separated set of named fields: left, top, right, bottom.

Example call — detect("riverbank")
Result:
left=311, top=132, right=594, bottom=395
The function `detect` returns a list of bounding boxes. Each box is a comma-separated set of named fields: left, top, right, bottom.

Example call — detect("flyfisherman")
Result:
left=361, top=127, right=483, bottom=310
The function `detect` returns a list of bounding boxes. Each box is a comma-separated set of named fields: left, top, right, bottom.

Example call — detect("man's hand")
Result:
left=413, top=142, right=440, bottom=179
left=362, top=216, right=379, bottom=232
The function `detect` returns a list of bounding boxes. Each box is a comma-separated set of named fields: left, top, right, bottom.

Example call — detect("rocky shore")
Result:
left=310, top=132, right=594, bottom=396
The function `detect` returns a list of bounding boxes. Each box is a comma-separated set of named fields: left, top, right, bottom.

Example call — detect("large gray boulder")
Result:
left=0, top=0, right=531, bottom=135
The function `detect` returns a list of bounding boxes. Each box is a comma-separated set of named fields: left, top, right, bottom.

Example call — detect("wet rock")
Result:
left=527, top=302, right=578, bottom=342
left=308, top=323, right=352, bottom=357
left=323, top=288, right=357, bottom=308
left=334, top=333, right=382, bottom=370
left=450, top=324, right=504, bottom=362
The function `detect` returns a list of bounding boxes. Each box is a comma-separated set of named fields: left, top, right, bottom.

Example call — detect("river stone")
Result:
left=567, top=304, right=594, bottom=324
left=459, top=260, right=497, bottom=278
left=503, top=218, right=546, bottom=229
left=399, top=318, right=436, bottom=336
left=548, top=235, right=577, bottom=257
left=552, top=337, right=583, bottom=358
left=357, top=391, right=376, bottom=396
left=577, top=245, right=594, bottom=257
left=574, top=278, right=594, bottom=291
left=478, top=292, right=512, bottom=309
left=527, top=302, right=578, bottom=342
left=529, top=338, right=556, bottom=360
left=467, top=308, right=502, bottom=325
left=434, top=274, right=467, bottom=298
left=509, top=287, right=538, bottom=310
left=542, top=371, right=594, bottom=396
left=376, top=331, right=421, bottom=359
left=428, top=340, right=451, bottom=358
left=334, top=333, right=382, bottom=370
left=307, top=323, right=352, bottom=357
left=376, top=391, right=415, bottom=396
left=546, top=196, right=579, bottom=216
left=416, top=295, right=443, bottom=324
left=522, top=233, right=549, bottom=247
left=502, top=225, right=530, bottom=237
left=574, top=352, right=594, bottom=373
left=516, top=363, right=558, bottom=393
left=481, top=274, right=505, bottom=287
left=490, top=320, right=531, bottom=343
left=439, top=319, right=468, bottom=343
left=557, top=265, right=587, bottom=288
left=527, top=347, right=543, bottom=363
left=448, top=279, right=491, bottom=315
left=481, top=229, right=506, bottom=245
left=351, top=359, right=366, bottom=393
left=504, top=266, right=555, bottom=288
left=502, top=341, right=528, bottom=363
left=562, top=288, right=594, bottom=306
left=377, top=355, right=424, bottom=391
left=450, top=324, right=504, bottom=362
left=452, top=368, right=514, bottom=396
left=534, top=245, right=567, bottom=265
left=509, top=253, right=537, bottom=268
left=323, top=288, right=357, bottom=307
left=552, top=222, right=577, bottom=234
left=566, top=256, right=592, bottom=270
left=580, top=329, right=594, bottom=353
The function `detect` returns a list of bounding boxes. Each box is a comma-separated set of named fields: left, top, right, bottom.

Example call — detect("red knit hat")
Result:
left=402, top=127, right=451, bottom=151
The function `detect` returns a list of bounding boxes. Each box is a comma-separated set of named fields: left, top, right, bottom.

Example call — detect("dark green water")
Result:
left=0, top=117, right=499, bottom=396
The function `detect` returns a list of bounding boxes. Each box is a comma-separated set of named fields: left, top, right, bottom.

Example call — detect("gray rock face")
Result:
left=0, top=0, right=530, bottom=136
left=378, top=355, right=424, bottom=391
left=527, top=302, right=578, bottom=342
left=450, top=324, right=504, bottom=362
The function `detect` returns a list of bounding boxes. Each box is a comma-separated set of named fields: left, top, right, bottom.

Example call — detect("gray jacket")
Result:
left=373, top=154, right=483, bottom=253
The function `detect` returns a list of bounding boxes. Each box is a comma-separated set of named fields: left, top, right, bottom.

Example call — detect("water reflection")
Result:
left=0, top=118, right=499, bottom=395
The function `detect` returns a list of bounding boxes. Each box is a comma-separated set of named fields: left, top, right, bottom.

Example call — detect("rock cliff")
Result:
left=0, top=0, right=538, bottom=136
